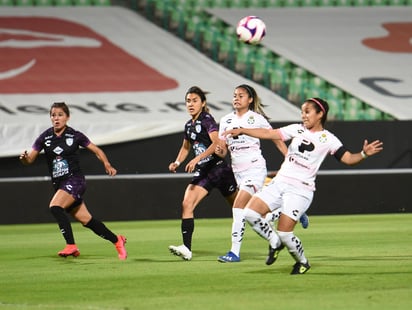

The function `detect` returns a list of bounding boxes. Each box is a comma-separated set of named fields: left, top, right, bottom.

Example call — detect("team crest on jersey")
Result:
left=195, top=124, right=201, bottom=133
left=247, top=116, right=255, bottom=125
left=319, top=133, right=327, bottom=143
left=53, top=146, right=63, bottom=155
left=66, top=138, right=73, bottom=146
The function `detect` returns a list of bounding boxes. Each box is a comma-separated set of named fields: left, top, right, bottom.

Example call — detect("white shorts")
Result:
left=254, top=177, right=313, bottom=222
left=234, top=166, right=267, bottom=196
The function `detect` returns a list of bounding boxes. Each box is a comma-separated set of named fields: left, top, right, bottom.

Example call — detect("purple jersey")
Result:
left=183, top=111, right=221, bottom=169
left=32, top=126, right=90, bottom=181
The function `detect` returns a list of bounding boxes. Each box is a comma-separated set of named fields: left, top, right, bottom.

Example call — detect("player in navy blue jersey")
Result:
left=168, top=86, right=238, bottom=261
left=19, top=102, right=127, bottom=260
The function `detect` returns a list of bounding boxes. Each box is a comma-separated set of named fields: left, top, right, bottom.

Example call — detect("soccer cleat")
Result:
left=115, top=235, right=127, bottom=260
left=168, top=244, right=192, bottom=261
left=300, top=213, right=309, bottom=229
left=217, top=251, right=240, bottom=263
left=265, top=244, right=284, bottom=265
left=58, top=244, right=80, bottom=257
left=290, top=261, right=311, bottom=275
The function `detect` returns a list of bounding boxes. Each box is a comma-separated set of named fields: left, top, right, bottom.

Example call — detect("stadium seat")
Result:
left=335, top=0, right=352, bottom=5
left=326, top=87, right=345, bottom=119
left=234, top=45, right=256, bottom=78
left=353, top=0, right=371, bottom=5
left=229, top=0, right=250, bottom=7
left=93, top=0, right=111, bottom=5
left=55, top=0, right=73, bottom=5
left=283, top=0, right=302, bottom=6
left=15, top=0, right=34, bottom=5
left=370, top=0, right=389, bottom=4
left=74, top=0, right=92, bottom=5
left=268, top=65, right=288, bottom=96
left=248, top=0, right=267, bottom=7
left=363, top=107, right=384, bottom=120
left=266, top=0, right=284, bottom=6
left=317, top=0, right=336, bottom=5
left=168, top=7, right=186, bottom=37
left=210, top=0, right=230, bottom=7
left=0, top=0, right=14, bottom=4
left=34, top=0, right=54, bottom=5
left=218, top=34, right=239, bottom=69
left=301, top=0, right=320, bottom=5
left=288, top=76, right=307, bottom=104
left=202, top=26, right=223, bottom=60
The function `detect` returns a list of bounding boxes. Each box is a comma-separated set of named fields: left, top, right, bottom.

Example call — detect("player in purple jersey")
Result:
left=19, top=102, right=127, bottom=260
left=168, top=86, right=238, bottom=261
left=224, top=98, right=383, bottom=274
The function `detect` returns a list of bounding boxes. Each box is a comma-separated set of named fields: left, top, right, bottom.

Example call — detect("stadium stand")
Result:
left=134, top=0, right=405, bottom=120
left=0, top=0, right=407, bottom=121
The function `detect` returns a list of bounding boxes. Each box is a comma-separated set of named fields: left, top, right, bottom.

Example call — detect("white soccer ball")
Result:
left=236, top=16, right=266, bottom=45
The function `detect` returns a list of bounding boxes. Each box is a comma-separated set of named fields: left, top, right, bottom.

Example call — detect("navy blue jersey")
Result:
left=32, top=126, right=90, bottom=181
left=183, top=112, right=221, bottom=169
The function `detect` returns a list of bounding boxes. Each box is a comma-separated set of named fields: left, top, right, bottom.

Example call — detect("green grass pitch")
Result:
left=0, top=214, right=411, bottom=310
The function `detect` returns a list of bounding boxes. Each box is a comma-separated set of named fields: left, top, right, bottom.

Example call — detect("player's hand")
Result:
left=362, top=139, right=383, bottom=157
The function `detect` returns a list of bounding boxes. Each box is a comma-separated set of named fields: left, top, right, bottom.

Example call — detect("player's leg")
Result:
left=277, top=188, right=312, bottom=274
left=169, top=184, right=208, bottom=261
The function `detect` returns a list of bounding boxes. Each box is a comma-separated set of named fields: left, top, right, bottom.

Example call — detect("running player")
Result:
left=223, top=97, right=383, bottom=274
left=19, top=102, right=127, bottom=260
left=168, top=86, right=238, bottom=261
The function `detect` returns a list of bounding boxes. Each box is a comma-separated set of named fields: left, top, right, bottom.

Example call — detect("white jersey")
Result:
left=276, top=123, right=343, bottom=191
left=219, top=110, right=271, bottom=173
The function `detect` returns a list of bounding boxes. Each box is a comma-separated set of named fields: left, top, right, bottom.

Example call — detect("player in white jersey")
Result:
left=216, top=84, right=288, bottom=263
left=223, top=97, right=383, bottom=274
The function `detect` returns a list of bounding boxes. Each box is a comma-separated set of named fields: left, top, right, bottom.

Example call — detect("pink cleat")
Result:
left=58, top=244, right=80, bottom=257
left=115, top=235, right=127, bottom=260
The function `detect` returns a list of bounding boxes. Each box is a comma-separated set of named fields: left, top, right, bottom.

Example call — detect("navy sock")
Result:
left=84, top=218, right=118, bottom=243
left=50, top=206, right=75, bottom=244
left=181, top=218, right=194, bottom=251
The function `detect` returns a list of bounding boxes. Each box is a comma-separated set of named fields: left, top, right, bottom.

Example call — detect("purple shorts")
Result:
left=53, top=175, right=86, bottom=201
left=191, top=160, right=237, bottom=197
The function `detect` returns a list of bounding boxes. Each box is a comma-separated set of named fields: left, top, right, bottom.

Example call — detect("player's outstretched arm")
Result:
left=340, top=139, right=383, bottom=166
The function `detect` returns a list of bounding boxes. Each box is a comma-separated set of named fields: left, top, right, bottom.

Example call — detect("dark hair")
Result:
left=306, top=98, right=329, bottom=126
left=185, top=86, right=209, bottom=113
left=50, top=102, right=70, bottom=116
left=236, top=84, right=269, bottom=120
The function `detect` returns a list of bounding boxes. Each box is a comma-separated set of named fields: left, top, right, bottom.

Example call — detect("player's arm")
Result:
left=272, top=139, right=288, bottom=156
left=215, top=139, right=228, bottom=158
left=224, top=127, right=281, bottom=140
left=86, top=143, right=117, bottom=176
left=169, top=139, right=190, bottom=173
left=185, top=130, right=220, bottom=173
left=19, top=149, right=39, bottom=165
left=339, top=139, right=383, bottom=166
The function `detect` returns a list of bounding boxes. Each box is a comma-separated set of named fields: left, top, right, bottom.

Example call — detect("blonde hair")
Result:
left=236, top=84, right=269, bottom=120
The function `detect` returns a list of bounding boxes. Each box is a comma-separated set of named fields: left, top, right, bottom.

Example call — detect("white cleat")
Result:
left=168, top=244, right=192, bottom=261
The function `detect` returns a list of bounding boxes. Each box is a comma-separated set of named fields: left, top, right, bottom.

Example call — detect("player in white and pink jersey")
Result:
left=216, top=84, right=288, bottom=263
left=223, top=97, right=383, bottom=274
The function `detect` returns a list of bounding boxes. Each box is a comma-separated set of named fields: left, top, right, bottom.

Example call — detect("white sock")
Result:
left=264, top=209, right=281, bottom=223
left=230, top=208, right=245, bottom=257
left=277, top=231, right=308, bottom=264
left=244, top=208, right=281, bottom=249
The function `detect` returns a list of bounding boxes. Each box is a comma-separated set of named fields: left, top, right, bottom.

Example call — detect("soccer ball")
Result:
left=236, top=16, right=266, bottom=45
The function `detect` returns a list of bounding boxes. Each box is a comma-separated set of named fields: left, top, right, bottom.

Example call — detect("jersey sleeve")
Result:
left=203, top=113, right=219, bottom=133
left=277, top=123, right=300, bottom=141
left=76, top=130, right=91, bottom=148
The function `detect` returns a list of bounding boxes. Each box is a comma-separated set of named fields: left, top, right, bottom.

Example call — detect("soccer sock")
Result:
left=84, top=218, right=118, bottom=243
left=230, top=208, right=246, bottom=257
left=50, top=206, right=75, bottom=245
left=264, top=209, right=281, bottom=223
left=277, top=230, right=308, bottom=264
left=244, top=208, right=281, bottom=249
left=182, top=218, right=194, bottom=251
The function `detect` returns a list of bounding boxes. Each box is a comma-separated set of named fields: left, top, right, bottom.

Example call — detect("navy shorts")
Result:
left=53, top=175, right=86, bottom=201
left=191, top=160, right=237, bottom=197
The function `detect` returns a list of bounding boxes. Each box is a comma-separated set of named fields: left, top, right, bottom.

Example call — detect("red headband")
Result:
left=309, top=98, right=326, bottom=114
